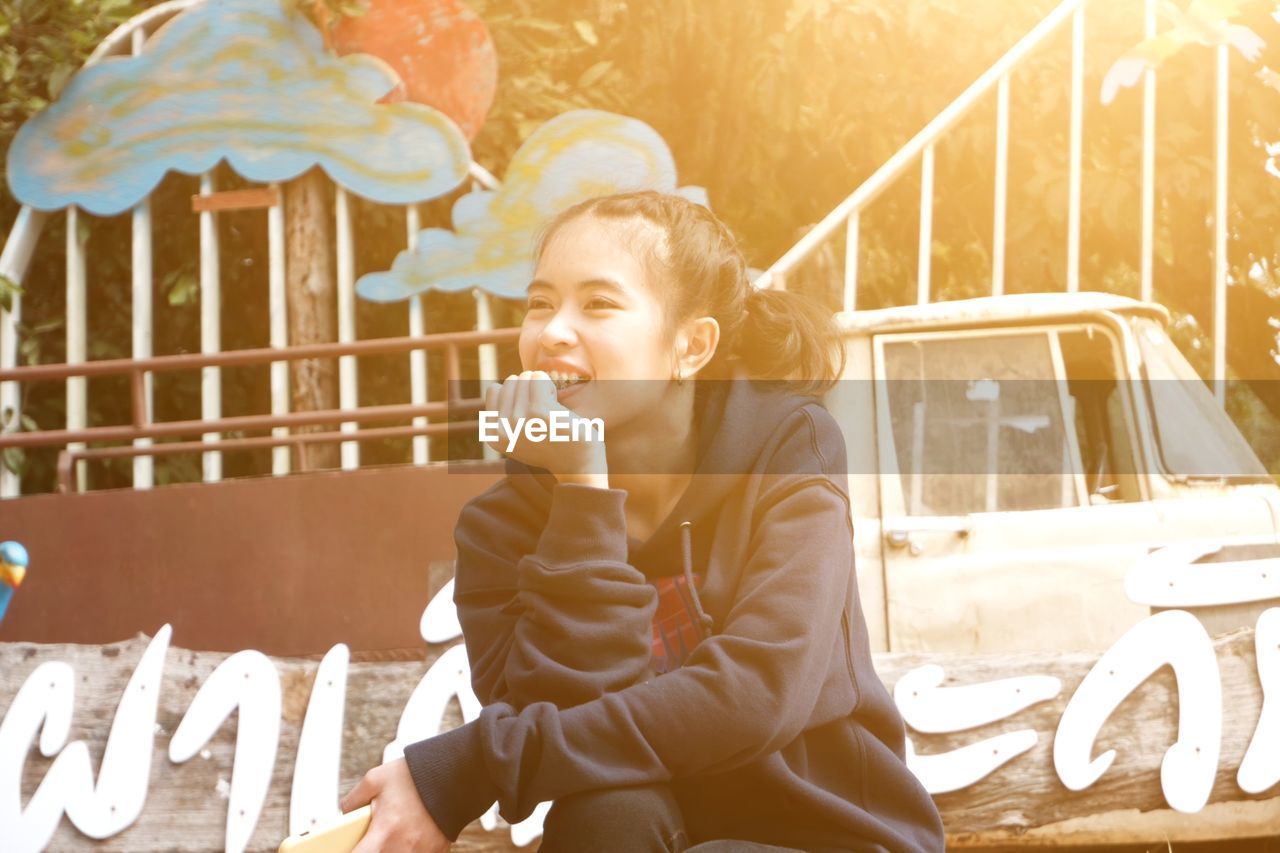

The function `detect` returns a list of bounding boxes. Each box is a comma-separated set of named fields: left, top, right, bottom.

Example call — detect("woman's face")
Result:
left=520, top=215, right=679, bottom=426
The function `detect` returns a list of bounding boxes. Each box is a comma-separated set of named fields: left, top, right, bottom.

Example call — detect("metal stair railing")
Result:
left=754, top=0, right=1237, bottom=405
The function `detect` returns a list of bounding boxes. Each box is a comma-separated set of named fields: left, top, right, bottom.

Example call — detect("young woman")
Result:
left=342, top=191, right=944, bottom=852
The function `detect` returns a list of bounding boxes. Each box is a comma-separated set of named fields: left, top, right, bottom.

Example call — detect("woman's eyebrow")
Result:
left=526, top=278, right=627, bottom=296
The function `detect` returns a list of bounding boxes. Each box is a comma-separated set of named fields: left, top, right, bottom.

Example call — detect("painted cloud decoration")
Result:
left=357, top=109, right=708, bottom=302
left=6, top=0, right=470, bottom=216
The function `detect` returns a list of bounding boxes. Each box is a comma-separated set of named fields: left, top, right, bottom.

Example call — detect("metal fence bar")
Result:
left=267, top=182, right=290, bottom=475
left=405, top=205, right=431, bottom=465
left=0, top=327, right=518, bottom=382
left=843, top=212, right=859, bottom=312
left=335, top=186, right=359, bottom=469
left=130, top=27, right=154, bottom=489
left=917, top=143, right=935, bottom=305
left=9, top=399, right=477, bottom=449
left=1067, top=3, right=1084, bottom=293
left=198, top=172, right=222, bottom=482
left=1214, top=43, right=1229, bottom=404
left=1141, top=0, right=1156, bottom=303
left=59, top=418, right=487, bottom=491
left=474, top=287, right=499, bottom=461
left=993, top=73, right=1010, bottom=297
left=0, top=206, right=46, bottom=498
left=66, top=206, right=88, bottom=492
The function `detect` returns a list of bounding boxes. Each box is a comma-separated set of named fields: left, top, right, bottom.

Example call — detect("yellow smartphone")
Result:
left=278, top=805, right=373, bottom=853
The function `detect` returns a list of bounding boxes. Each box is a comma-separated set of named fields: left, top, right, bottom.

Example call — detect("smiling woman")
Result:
left=342, top=191, right=945, bottom=852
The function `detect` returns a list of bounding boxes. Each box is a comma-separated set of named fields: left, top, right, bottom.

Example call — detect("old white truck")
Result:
left=826, top=292, right=1280, bottom=654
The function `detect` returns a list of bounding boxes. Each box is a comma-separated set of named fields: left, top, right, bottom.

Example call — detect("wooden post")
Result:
left=283, top=167, right=339, bottom=471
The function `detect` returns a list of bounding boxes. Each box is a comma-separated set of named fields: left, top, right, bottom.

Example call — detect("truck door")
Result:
left=873, top=319, right=1274, bottom=654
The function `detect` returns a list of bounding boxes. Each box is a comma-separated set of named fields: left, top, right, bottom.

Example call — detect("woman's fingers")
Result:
left=340, top=773, right=375, bottom=812
left=495, top=374, right=519, bottom=422
left=527, top=370, right=557, bottom=416
left=514, top=370, right=536, bottom=423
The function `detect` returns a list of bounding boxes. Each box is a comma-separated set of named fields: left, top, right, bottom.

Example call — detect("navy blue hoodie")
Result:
left=403, top=376, right=945, bottom=851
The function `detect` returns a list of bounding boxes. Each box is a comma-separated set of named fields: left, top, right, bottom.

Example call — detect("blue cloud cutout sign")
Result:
left=356, top=109, right=707, bottom=303
left=7, top=0, right=470, bottom=216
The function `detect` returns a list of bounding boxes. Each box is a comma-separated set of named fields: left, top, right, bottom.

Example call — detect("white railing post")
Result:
left=199, top=172, right=222, bottom=482
left=1067, top=3, right=1084, bottom=293
left=0, top=206, right=47, bottom=498
left=474, top=288, right=499, bottom=461
left=993, top=74, right=1010, bottom=297
left=843, top=213, right=859, bottom=313
left=917, top=143, right=935, bottom=305
left=405, top=205, right=430, bottom=465
left=66, top=206, right=88, bottom=492
left=1214, top=43, right=1229, bottom=405
left=335, top=187, right=359, bottom=469
left=130, top=28, right=154, bottom=490
left=268, top=183, right=290, bottom=475
left=1141, top=0, right=1156, bottom=304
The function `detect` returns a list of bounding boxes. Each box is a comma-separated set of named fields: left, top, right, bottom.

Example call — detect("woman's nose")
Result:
left=538, top=309, right=577, bottom=347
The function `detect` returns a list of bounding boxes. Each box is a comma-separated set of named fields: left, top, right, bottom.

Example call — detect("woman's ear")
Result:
left=677, top=316, right=720, bottom=378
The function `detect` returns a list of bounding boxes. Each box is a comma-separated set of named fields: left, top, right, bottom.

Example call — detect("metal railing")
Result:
left=0, top=0, right=504, bottom=497
left=0, top=327, right=519, bottom=494
left=756, top=0, right=1231, bottom=404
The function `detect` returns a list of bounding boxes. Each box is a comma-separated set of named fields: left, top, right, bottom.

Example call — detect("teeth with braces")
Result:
left=547, top=370, right=589, bottom=390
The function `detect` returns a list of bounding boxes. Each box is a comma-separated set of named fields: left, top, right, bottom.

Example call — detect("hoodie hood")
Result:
left=502, top=375, right=822, bottom=633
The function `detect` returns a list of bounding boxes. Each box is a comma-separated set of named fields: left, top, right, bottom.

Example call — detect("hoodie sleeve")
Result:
left=451, top=479, right=659, bottom=712
left=405, top=408, right=857, bottom=841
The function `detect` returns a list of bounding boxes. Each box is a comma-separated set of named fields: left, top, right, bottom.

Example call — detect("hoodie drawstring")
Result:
left=679, top=521, right=716, bottom=635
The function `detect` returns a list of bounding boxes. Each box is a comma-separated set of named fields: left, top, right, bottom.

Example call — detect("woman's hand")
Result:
left=482, top=370, right=608, bottom=485
left=342, top=757, right=449, bottom=853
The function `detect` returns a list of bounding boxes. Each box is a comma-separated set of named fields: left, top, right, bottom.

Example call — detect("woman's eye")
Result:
left=585, top=298, right=616, bottom=310
left=526, top=298, right=552, bottom=310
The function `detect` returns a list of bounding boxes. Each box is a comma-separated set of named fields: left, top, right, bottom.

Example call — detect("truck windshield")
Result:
left=1134, top=319, right=1271, bottom=481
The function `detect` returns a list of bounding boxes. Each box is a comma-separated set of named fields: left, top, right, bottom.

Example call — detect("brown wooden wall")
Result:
left=0, top=462, right=503, bottom=656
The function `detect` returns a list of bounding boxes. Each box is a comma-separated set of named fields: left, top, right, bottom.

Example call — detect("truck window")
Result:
left=881, top=332, right=1077, bottom=516
left=1134, top=319, right=1271, bottom=482
left=1059, top=325, right=1140, bottom=503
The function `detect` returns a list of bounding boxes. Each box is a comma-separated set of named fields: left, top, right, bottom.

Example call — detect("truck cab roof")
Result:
left=835, top=292, right=1171, bottom=335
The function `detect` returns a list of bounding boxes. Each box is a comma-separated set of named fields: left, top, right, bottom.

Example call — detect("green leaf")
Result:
left=0, top=274, right=23, bottom=314
left=577, top=60, right=613, bottom=89
left=167, top=272, right=199, bottom=307
left=2, top=447, right=25, bottom=477
left=20, top=413, right=37, bottom=432
left=46, top=63, right=75, bottom=101
left=573, top=20, right=598, bottom=46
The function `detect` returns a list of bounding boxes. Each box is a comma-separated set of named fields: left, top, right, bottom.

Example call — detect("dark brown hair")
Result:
left=535, top=191, right=846, bottom=396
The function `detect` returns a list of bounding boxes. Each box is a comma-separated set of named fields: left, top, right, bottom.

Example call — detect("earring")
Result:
left=674, top=370, right=686, bottom=387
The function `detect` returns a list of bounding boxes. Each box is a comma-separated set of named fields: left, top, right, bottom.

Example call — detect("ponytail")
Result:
left=728, top=286, right=846, bottom=397
left=538, top=191, right=846, bottom=397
